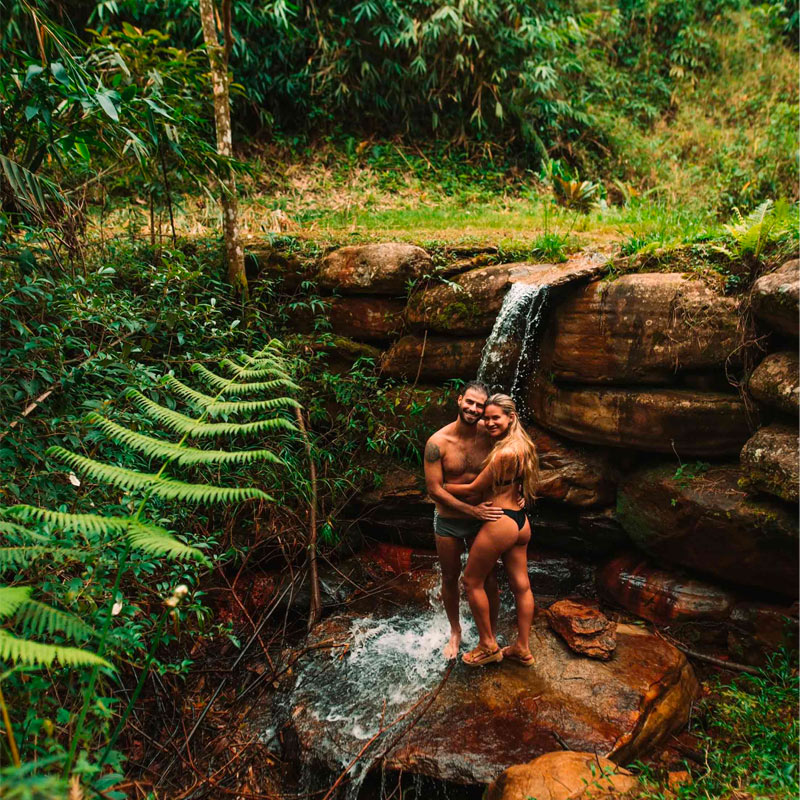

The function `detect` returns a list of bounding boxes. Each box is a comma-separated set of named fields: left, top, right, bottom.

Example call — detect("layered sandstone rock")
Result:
left=487, top=752, right=639, bottom=800
left=528, top=425, right=621, bottom=507
left=545, top=600, right=617, bottom=660
left=525, top=377, right=750, bottom=456
left=748, top=351, right=799, bottom=416
left=327, top=297, right=405, bottom=340
left=318, top=243, right=432, bottom=294
left=740, top=424, right=799, bottom=503
left=542, top=274, right=740, bottom=384
left=406, top=255, right=606, bottom=334
left=381, top=335, right=485, bottom=381
left=597, top=553, right=737, bottom=625
left=288, top=606, right=697, bottom=785
left=617, top=465, right=798, bottom=597
left=751, top=259, right=799, bottom=337
left=529, top=505, right=630, bottom=559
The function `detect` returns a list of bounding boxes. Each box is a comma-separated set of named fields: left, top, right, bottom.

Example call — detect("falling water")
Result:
left=477, top=283, right=550, bottom=408
left=287, top=565, right=482, bottom=799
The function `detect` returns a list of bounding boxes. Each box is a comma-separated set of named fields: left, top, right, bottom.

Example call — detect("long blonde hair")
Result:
left=484, top=394, right=539, bottom=500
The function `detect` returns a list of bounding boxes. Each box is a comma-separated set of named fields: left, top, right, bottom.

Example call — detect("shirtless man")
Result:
left=424, top=381, right=503, bottom=659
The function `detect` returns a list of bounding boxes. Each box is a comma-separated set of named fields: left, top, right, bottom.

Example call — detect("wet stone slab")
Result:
left=271, top=560, right=698, bottom=788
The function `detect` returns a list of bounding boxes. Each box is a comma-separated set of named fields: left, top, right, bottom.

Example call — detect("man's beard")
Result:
left=458, top=409, right=481, bottom=425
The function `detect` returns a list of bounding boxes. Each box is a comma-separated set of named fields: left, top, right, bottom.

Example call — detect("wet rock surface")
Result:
left=597, top=553, right=737, bottom=625
left=526, top=378, right=749, bottom=456
left=748, top=351, right=799, bottom=416
left=319, top=243, right=432, bottom=294
left=279, top=559, right=698, bottom=786
left=616, top=464, right=799, bottom=597
left=751, top=259, right=799, bottom=337
left=486, top=751, right=639, bottom=800
left=542, top=274, right=740, bottom=384
left=740, top=424, right=799, bottom=503
left=407, top=256, right=606, bottom=335
left=545, top=599, right=617, bottom=660
left=528, top=504, right=630, bottom=559
left=381, top=335, right=485, bottom=381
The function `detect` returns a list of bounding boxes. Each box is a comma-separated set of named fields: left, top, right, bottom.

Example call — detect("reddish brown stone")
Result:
left=528, top=424, right=621, bottom=507
left=525, top=376, right=749, bottom=457
left=406, top=255, right=606, bottom=334
left=748, top=351, right=799, bottom=416
left=318, top=243, right=432, bottom=294
left=597, top=553, right=737, bottom=625
left=545, top=599, right=617, bottom=660
left=381, top=335, right=485, bottom=381
left=751, top=259, right=799, bottom=336
left=543, top=274, right=740, bottom=384
left=617, top=464, right=798, bottom=597
left=740, top=424, right=799, bottom=503
left=327, top=297, right=405, bottom=340
left=487, top=752, right=639, bottom=800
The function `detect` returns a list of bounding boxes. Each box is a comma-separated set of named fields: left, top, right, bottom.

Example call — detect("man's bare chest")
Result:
left=442, top=441, right=490, bottom=480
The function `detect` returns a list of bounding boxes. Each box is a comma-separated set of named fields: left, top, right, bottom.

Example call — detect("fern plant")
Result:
left=716, top=199, right=797, bottom=263
left=0, top=339, right=301, bottom=783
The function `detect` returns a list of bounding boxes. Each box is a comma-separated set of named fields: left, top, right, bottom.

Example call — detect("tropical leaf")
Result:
left=0, top=546, right=84, bottom=568
left=126, top=390, right=297, bottom=438
left=0, top=629, right=111, bottom=669
left=46, top=447, right=273, bottom=504
left=191, top=364, right=300, bottom=395
left=219, top=358, right=291, bottom=380
left=165, top=377, right=301, bottom=416
left=88, top=414, right=284, bottom=466
left=124, top=525, right=210, bottom=566
left=0, top=586, right=33, bottom=620
left=15, top=600, right=96, bottom=642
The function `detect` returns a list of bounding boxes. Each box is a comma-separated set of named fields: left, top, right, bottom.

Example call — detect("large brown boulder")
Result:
left=529, top=505, right=630, bottom=559
left=597, top=553, right=737, bottom=626
left=740, top=424, right=799, bottom=503
left=525, top=377, right=750, bottom=456
left=287, top=587, right=698, bottom=785
left=542, top=274, right=740, bottom=384
left=751, top=259, right=799, bottom=336
left=617, top=464, right=798, bottom=597
left=748, top=351, right=799, bottom=416
left=528, top=425, right=621, bottom=507
left=381, top=335, right=484, bottom=381
left=487, top=752, right=639, bottom=800
left=327, top=297, right=405, bottom=340
left=406, top=255, right=606, bottom=334
left=318, top=243, right=432, bottom=294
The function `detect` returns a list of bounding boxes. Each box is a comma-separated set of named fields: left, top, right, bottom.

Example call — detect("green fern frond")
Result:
left=47, top=447, right=272, bottom=504
left=0, top=547, right=83, bottom=567
left=0, top=519, right=35, bottom=536
left=166, top=377, right=301, bottom=417
left=191, top=364, right=300, bottom=395
left=126, top=391, right=297, bottom=437
left=125, top=526, right=211, bottom=566
left=88, top=415, right=284, bottom=466
left=0, top=629, right=111, bottom=669
left=6, top=507, right=209, bottom=565
left=15, top=600, right=95, bottom=641
left=220, top=358, right=290, bottom=380
left=0, top=587, right=32, bottom=620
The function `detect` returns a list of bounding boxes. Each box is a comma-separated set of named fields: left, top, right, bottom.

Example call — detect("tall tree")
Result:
left=198, top=0, right=248, bottom=298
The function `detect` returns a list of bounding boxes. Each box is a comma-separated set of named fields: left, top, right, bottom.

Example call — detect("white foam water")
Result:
left=477, top=283, right=550, bottom=406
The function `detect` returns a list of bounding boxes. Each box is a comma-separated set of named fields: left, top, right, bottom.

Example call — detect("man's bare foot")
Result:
left=443, top=630, right=461, bottom=660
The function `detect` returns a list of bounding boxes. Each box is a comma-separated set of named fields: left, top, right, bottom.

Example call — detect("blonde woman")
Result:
left=443, top=393, right=537, bottom=667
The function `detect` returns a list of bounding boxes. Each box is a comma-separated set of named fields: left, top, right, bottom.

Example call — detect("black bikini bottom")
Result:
left=502, top=508, right=527, bottom=530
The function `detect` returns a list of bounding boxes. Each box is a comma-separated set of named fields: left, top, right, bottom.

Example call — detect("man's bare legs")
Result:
left=435, top=534, right=466, bottom=659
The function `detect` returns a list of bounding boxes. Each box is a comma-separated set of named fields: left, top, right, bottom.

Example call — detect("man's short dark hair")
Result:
left=460, top=380, right=489, bottom=399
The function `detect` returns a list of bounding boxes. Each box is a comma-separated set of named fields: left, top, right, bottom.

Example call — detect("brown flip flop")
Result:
left=462, top=645, right=503, bottom=668
left=501, top=646, right=534, bottom=667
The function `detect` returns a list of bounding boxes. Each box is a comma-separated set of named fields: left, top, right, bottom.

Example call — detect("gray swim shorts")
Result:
left=433, top=509, right=482, bottom=540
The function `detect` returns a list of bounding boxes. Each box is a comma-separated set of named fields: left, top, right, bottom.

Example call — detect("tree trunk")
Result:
left=198, top=0, right=248, bottom=298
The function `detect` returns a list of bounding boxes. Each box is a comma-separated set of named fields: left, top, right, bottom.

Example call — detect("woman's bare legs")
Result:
left=501, top=522, right=534, bottom=657
left=462, top=517, right=517, bottom=651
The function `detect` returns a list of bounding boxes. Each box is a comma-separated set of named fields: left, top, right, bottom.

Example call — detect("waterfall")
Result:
left=477, top=283, right=550, bottom=408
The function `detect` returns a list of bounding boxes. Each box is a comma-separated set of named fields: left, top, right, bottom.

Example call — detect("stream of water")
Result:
left=477, top=283, right=550, bottom=408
